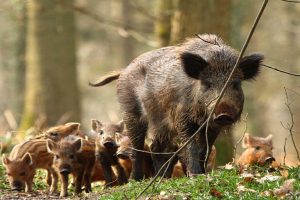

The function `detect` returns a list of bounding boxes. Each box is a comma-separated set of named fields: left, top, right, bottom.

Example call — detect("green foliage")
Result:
left=0, top=162, right=299, bottom=199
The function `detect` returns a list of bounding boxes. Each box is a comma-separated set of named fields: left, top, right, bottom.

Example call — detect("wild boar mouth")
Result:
left=213, top=113, right=235, bottom=125
left=116, top=151, right=130, bottom=160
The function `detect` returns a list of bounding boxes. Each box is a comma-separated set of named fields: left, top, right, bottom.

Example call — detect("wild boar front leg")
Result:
left=74, top=169, right=84, bottom=195
left=84, top=160, right=94, bottom=193
left=112, top=161, right=128, bottom=185
left=49, top=168, right=58, bottom=194
left=150, top=138, right=178, bottom=178
left=59, top=174, right=69, bottom=197
left=98, top=155, right=114, bottom=187
left=25, top=173, right=34, bottom=192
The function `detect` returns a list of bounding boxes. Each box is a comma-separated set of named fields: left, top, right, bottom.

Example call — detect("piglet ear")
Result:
left=117, top=120, right=124, bottom=133
left=22, top=153, right=33, bottom=166
left=2, top=154, right=10, bottom=166
left=73, top=139, right=82, bottom=152
left=65, top=122, right=80, bottom=132
left=46, top=139, right=57, bottom=153
left=265, top=134, right=273, bottom=146
left=91, top=119, right=102, bottom=132
left=181, top=53, right=208, bottom=79
left=242, top=133, right=250, bottom=148
left=239, top=53, right=264, bottom=80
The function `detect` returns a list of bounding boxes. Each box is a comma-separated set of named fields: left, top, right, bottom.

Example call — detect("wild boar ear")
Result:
left=242, top=133, right=250, bottom=148
left=265, top=134, right=273, bottom=146
left=73, top=139, right=82, bottom=152
left=117, top=120, right=124, bottom=133
left=2, top=154, right=10, bottom=166
left=46, top=139, right=57, bottom=153
left=91, top=119, right=102, bottom=131
left=181, top=52, right=208, bottom=79
left=22, top=153, right=33, bottom=166
left=239, top=53, right=264, bottom=80
left=65, top=122, right=80, bottom=132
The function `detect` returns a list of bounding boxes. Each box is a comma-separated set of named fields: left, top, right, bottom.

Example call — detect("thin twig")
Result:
left=262, top=64, right=300, bottom=77
left=233, top=114, right=248, bottom=162
left=129, top=0, right=159, bottom=21
left=282, top=87, right=300, bottom=162
left=73, top=5, right=158, bottom=47
left=128, top=147, right=176, bottom=155
left=282, top=0, right=300, bottom=3
left=195, top=34, right=220, bottom=47
left=203, top=0, right=269, bottom=168
left=283, top=137, right=287, bottom=166
left=135, top=1, right=269, bottom=199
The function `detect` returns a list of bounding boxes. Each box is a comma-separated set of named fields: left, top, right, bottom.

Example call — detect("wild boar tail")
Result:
left=89, top=71, right=120, bottom=87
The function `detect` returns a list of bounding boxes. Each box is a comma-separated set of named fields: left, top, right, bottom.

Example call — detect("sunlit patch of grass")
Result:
left=0, top=163, right=299, bottom=199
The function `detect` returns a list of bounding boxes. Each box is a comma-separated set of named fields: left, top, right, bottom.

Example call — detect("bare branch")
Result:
left=128, top=147, right=175, bottom=155
left=283, top=137, right=287, bottom=166
left=282, top=0, right=300, bottom=3
left=282, top=87, right=300, bottom=162
left=262, top=64, right=300, bottom=77
left=135, top=1, right=269, bottom=199
left=129, top=0, right=159, bottom=21
left=233, top=114, right=248, bottom=162
left=195, top=34, right=220, bottom=47
left=73, top=5, right=158, bottom=48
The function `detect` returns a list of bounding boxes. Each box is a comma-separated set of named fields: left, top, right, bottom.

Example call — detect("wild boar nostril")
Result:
left=116, top=152, right=129, bottom=160
left=103, top=141, right=116, bottom=149
left=213, top=114, right=235, bottom=125
left=265, top=156, right=275, bottom=163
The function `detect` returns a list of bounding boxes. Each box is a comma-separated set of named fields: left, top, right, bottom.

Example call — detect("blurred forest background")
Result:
left=0, top=0, right=299, bottom=166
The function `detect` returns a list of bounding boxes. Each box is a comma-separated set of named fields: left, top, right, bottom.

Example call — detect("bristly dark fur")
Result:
left=93, top=34, right=264, bottom=180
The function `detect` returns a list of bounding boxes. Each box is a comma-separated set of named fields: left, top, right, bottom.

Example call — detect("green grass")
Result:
left=0, top=163, right=299, bottom=199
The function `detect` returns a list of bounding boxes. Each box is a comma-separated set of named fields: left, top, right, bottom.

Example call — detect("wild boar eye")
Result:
left=203, top=80, right=212, bottom=90
left=50, top=132, right=58, bottom=137
left=232, top=80, right=241, bottom=90
left=255, top=146, right=260, bottom=151
left=20, top=172, right=26, bottom=176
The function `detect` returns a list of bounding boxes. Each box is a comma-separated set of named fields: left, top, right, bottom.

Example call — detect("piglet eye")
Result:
left=20, top=172, right=26, bottom=176
left=255, top=146, right=260, bottom=150
left=55, top=155, right=60, bottom=159
left=69, top=155, right=74, bottom=159
left=99, top=130, right=104, bottom=135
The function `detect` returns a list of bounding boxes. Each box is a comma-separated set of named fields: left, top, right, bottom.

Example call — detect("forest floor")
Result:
left=0, top=163, right=299, bottom=200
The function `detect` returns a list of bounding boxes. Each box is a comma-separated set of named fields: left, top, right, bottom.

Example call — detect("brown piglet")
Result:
left=92, top=119, right=128, bottom=187
left=47, top=136, right=95, bottom=197
left=2, top=139, right=58, bottom=193
left=238, top=133, right=275, bottom=166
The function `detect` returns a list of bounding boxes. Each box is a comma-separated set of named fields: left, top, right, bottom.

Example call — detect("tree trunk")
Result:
left=155, top=0, right=173, bottom=46
left=20, top=0, right=80, bottom=131
left=170, top=0, right=233, bottom=165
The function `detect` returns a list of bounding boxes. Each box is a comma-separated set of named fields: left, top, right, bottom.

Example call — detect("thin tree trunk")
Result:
left=155, top=0, right=173, bottom=46
left=170, top=0, right=233, bottom=165
left=20, top=0, right=80, bottom=131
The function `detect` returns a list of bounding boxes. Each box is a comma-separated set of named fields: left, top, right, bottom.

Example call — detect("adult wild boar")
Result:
left=90, top=34, right=264, bottom=180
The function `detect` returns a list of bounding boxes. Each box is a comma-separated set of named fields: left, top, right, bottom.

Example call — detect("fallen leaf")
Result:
left=237, top=185, right=256, bottom=193
left=280, top=170, right=289, bottom=179
left=273, top=179, right=295, bottom=197
left=225, top=163, right=234, bottom=170
left=257, top=175, right=281, bottom=183
left=210, top=188, right=222, bottom=198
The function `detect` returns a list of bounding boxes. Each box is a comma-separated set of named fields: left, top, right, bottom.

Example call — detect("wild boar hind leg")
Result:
left=123, top=113, right=148, bottom=181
